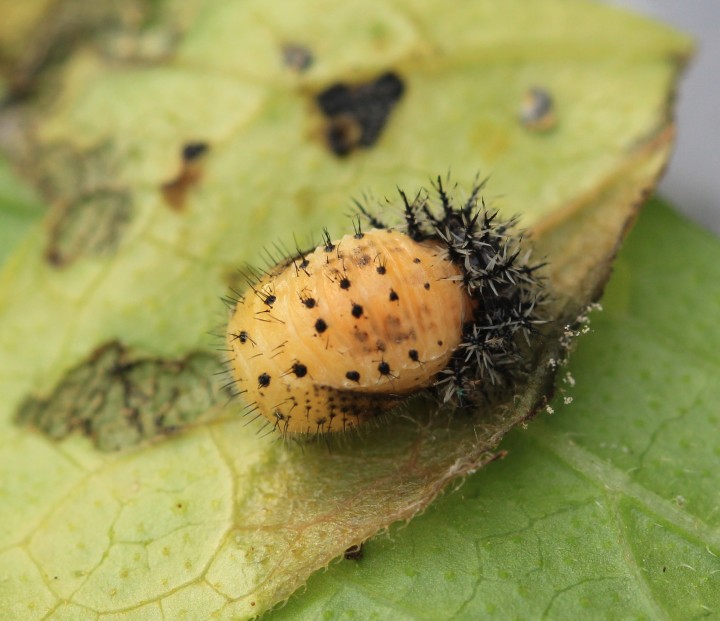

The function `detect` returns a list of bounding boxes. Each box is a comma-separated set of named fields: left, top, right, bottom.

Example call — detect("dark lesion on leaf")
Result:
left=161, top=141, right=210, bottom=210
left=281, top=42, right=314, bottom=73
left=25, top=141, right=134, bottom=269
left=14, top=341, right=224, bottom=451
left=519, top=86, right=557, bottom=132
left=1, top=2, right=163, bottom=101
left=315, top=71, right=405, bottom=157
left=46, top=188, right=133, bottom=268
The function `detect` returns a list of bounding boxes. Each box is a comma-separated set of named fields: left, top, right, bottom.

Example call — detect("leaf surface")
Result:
left=0, top=1, right=692, bottom=619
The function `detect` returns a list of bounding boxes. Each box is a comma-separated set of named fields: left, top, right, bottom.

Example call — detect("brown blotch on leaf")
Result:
left=315, top=71, right=405, bottom=157
left=14, top=341, right=223, bottom=451
left=161, top=141, right=210, bottom=210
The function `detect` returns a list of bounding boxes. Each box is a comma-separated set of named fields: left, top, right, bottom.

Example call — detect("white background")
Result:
left=604, top=0, right=720, bottom=234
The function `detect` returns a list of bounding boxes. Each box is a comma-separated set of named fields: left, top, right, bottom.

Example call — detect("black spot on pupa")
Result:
left=258, top=373, right=271, bottom=388
left=264, top=294, right=277, bottom=307
left=408, top=349, right=419, bottom=362
left=352, top=217, right=365, bottom=240
left=346, top=370, right=361, bottom=382
left=301, top=295, right=316, bottom=309
left=413, top=257, right=421, bottom=264
left=316, top=72, right=405, bottom=157
left=292, top=363, right=308, bottom=378
left=389, top=289, right=399, bottom=302
left=376, top=265, right=387, bottom=275
left=378, top=361, right=391, bottom=376
left=339, top=277, right=351, bottom=290
left=238, top=330, right=249, bottom=344
left=315, top=318, right=328, bottom=333
left=322, top=229, right=335, bottom=252
left=424, top=282, right=430, bottom=290
left=351, top=303, right=364, bottom=318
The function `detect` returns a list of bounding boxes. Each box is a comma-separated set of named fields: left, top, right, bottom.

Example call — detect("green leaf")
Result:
left=0, top=156, right=45, bottom=264
left=266, top=200, right=720, bottom=620
left=0, top=1, right=694, bottom=619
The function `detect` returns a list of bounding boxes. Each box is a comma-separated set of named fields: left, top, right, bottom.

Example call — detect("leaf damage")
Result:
left=15, top=341, right=225, bottom=451
left=0, top=0, right=694, bottom=619
left=161, top=141, right=211, bottom=211
left=315, top=71, right=405, bottom=157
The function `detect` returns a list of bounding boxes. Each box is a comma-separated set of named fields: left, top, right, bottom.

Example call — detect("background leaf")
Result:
left=0, top=156, right=45, bottom=264
left=0, top=1, right=696, bottom=619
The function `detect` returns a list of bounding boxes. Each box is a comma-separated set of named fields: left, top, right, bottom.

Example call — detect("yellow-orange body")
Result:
left=226, top=229, right=471, bottom=433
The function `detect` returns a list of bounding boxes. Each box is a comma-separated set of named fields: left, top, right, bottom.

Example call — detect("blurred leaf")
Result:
left=0, top=1, right=692, bottom=619
left=0, top=156, right=45, bottom=264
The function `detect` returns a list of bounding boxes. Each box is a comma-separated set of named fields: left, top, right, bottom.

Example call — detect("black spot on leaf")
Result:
left=316, top=72, right=405, bottom=157
left=281, top=42, right=313, bottom=72
left=162, top=142, right=210, bottom=210
left=182, top=142, right=209, bottom=161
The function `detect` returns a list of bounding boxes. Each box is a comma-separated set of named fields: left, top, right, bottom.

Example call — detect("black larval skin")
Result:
left=356, top=176, right=548, bottom=407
